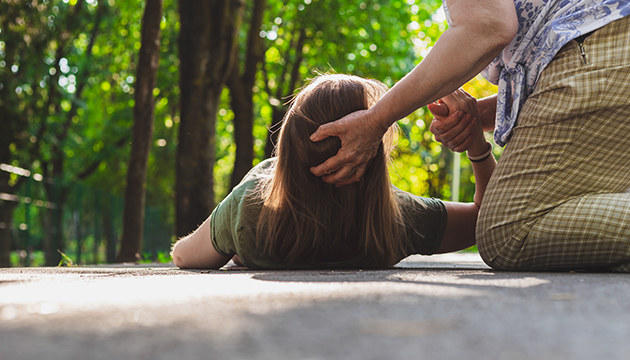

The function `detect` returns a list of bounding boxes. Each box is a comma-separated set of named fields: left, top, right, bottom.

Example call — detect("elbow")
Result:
left=463, top=5, right=518, bottom=53
left=474, top=21, right=517, bottom=55
left=483, top=7, right=518, bottom=50
left=172, top=254, right=187, bottom=268
left=170, top=243, right=188, bottom=268
left=494, top=16, right=518, bottom=49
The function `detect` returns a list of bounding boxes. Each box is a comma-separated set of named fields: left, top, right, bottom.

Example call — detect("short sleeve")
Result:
left=394, top=189, right=448, bottom=256
left=210, top=159, right=275, bottom=261
left=442, top=1, right=452, bottom=27
left=210, top=194, right=238, bottom=257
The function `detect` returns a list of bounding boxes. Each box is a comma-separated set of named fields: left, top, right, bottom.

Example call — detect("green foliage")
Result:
left=10, top=250, right=46, bottom=267
left=137, top=251, right=172, bottom=264
left=392, top=74, right=499, bottom=202
left=218, top=0, right=497, bottom=202
left=3, top=0, right=497, bottom=264
left=57, top=249, right=74, bottom=267
left=215, top=0, right=459, bottom=201
left=459, top=245, right=478, bottom=253
left=2, top=0, right=178, bottom=262
left=156, top=251, right=172, bottom=264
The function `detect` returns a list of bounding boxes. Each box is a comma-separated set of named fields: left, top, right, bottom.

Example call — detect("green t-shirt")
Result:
left=210, top=158, right=447, bottom=269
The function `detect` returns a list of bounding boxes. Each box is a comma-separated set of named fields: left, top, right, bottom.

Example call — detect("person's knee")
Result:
left=476, top=235, right=500, bottom=269
left=475, top=220, right=523, bottom=270
left=475, top=218, right=496, bottom=262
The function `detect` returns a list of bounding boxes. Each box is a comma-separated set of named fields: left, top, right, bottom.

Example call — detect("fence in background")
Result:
left=1, top=164, right=173, bottom=266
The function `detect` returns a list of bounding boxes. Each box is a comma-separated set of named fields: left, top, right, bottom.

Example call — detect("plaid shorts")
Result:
left=477, top=15, right=630, bottom=272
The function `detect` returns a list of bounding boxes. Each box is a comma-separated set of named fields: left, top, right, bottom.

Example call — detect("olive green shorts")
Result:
left=477, top=15, right=630, bottom=272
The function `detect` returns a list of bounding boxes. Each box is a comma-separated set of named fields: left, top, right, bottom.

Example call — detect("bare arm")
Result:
left=430, top=90, right=497, bottom=253
left=429, top=89, right=497, bottom=206
left=435, top=202, right=478, bottom=253
left=366, top=0, right=514, bottom=131
left=310, top=0, right=516, bottom=185
left=171, top=217, right=230, bottom=269
left=436, top=146, right=496, bottom=253
left=478, top=94, right=497, bottom=132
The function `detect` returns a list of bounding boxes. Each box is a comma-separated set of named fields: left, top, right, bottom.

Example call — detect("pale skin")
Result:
left=309, top=0, right=517, bottom=186
left=171, top=91, right=496, bottom=268
left=171, top=216, right=230, bottom=269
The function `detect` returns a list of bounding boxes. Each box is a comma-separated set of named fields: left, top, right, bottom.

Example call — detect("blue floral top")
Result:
left=443, top=0, right=630, bottom=146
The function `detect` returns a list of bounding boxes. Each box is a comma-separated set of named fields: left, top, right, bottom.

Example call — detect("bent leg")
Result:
left=488, top=193, right=630, bottom=271
left=477, top=16, right=630, bottom=271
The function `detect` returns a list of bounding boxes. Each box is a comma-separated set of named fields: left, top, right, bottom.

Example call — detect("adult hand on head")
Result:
left=309, top=109, right=387, bottom=186
left=429, top=89, right=486, bottom=155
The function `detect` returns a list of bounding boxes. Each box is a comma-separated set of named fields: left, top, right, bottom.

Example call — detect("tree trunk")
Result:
left=117, top=0, right=163, bottom=263
left=0, top=202, right=17, bottom=267
left=43, top=156, right=68, bottom=266
left=44, top=191, right=68, bottom=266
left=103, top=195, right=118, bottom=264
left=176, top=0, right=244, bottom=237
left=39, top=3, right=105, bottom=266
left=0, top=31, right=25, bottom=267
left=227, top=0, right=267, bottom=190
left=0, top=137, right=14, bottom=266
left=92, top=191, right=102, bottom=264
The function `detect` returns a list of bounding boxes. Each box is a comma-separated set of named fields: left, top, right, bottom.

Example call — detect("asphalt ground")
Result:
left=1, top=253, right=629, bottom=360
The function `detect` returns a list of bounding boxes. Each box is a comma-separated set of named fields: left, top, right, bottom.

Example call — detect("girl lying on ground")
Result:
left=171, top=74, right=495, bottom=269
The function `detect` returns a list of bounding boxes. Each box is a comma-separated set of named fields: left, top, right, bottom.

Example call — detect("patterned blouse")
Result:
left=443, top=0, right=630, bottom=146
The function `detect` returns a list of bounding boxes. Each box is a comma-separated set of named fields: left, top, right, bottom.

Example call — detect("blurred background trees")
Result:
left=0, top=0, right=497, bottom=267
left=117, top=0, right=163, bottom=262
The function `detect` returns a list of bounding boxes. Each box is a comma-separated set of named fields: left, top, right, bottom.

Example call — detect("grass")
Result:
left=9, top=249, right=173, bottom=267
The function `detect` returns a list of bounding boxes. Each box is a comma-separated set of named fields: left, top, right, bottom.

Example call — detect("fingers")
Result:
left=427, top=102, right=449, bottom=118
left=431, top=113, right=479, bottom=153
left=429, top=89, right=483, bottom=153
left=310, top=156, right=342, bottom=177
left=311, top=161, right=356, bottom=185
left=430, top=110, right=466, bottom=140
left=309, top=109, right=379, bottom=186
left=309, top=122, right=348, bottom=178
left=332, top=165, right=367, bottom=187
left=311, top=150, right=367, bottom=186
left=438, top=92, right=459, bottom=114
left=438, top=89, right=479, bottom=120
left=447, top=116, right=479, bottom=152
left=320, top=159, right=358, bottom=185
left=310, top=122, right=336, bottom=142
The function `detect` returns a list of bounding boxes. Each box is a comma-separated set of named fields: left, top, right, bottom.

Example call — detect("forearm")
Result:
left=478, top=95, right=497, bottom=132
left=171, top=216, right=230, bottom=269
left=469, top=94, right=498, bottom=206
left=470, top=144, right=497, bottom=208
left=436, top=201, right=478, bottom=253
left=438, top=150, right=497, bottom=253
left=368, top=0, right=516, bottom=133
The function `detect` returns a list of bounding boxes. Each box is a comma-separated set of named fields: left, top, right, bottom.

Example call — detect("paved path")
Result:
left=1, top=253, right=629, bottom=360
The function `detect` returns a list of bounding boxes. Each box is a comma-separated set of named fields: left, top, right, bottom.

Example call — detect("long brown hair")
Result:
left=255, top=74, right=404, bottom=268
